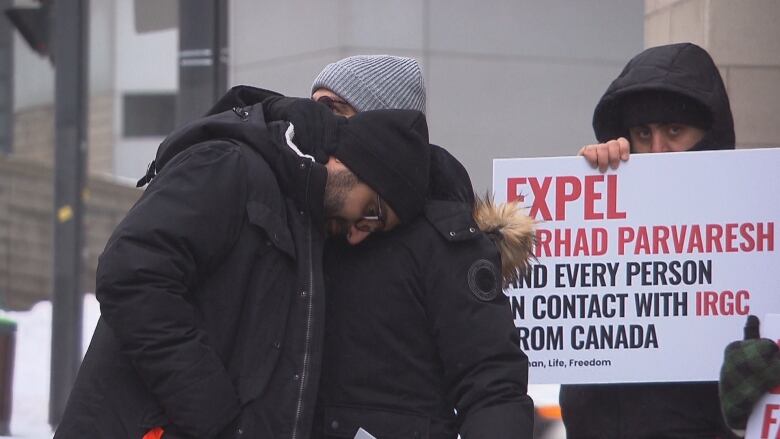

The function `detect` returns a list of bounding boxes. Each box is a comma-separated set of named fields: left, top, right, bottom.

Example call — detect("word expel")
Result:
left=507, top=175, right=627, bottom=221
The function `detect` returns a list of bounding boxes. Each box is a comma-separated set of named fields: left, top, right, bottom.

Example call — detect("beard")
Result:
left=323, top=167, right=359, bottom=218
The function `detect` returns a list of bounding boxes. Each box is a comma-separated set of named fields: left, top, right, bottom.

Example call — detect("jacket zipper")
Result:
left=291, top=163, right=315, bottom=439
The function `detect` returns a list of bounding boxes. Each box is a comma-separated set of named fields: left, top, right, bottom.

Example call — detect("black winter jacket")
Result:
left=55, top=89, right=332, bottom=439
left=561, top=42, right=736, bottom=439
left=313, top=146, right=534, bottom=439
left=315, top=202, right=534, bottom=439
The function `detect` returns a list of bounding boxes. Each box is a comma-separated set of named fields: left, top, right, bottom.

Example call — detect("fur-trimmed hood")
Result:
left=474, top=196, right=535, bottom=287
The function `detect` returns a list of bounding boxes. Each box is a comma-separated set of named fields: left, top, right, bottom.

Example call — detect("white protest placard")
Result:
left=493, top=148, right=780, bottom=384
left=745, top=313, right=780, bottom=439
left=745, top=389, right=780, bottom=439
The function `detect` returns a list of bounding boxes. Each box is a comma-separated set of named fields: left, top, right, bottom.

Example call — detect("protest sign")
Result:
left=493, top=148, right=779, bottom=384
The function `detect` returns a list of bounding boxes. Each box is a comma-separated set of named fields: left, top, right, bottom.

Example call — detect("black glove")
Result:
left=261, top=96, right=342, bottom=164
left=719, top=315, right=780, bottom=434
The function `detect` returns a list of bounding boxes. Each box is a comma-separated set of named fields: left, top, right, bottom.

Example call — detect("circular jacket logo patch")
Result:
left=467, top=259, right=499, bottom=302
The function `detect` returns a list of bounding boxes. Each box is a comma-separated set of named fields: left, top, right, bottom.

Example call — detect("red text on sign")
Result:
left=761, top=403, right=780, bottom=438
left=507, top=175, right=626, bottom=221
left=695, top=290, right=750, bottom=316
left=617, top=223, right=775, bottom=255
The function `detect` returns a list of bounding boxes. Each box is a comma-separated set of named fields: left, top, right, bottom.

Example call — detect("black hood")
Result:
left=144, top=86, right=290, bottom=185
left=593, top=42, right=735, bottom=152
left=207, top=85, right=283, bottom=115
left=139, top=86, right=340, bottom=189
left=428, top=144, right=475, bottom=206
left=137, top=86, right=334, bottom=221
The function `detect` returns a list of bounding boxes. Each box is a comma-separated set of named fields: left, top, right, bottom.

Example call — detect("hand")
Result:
left=261, top=96, right=341, bottom=163
left=719, top=315, right=780, bottom=433
left=578, top=137, right=630, bottom=172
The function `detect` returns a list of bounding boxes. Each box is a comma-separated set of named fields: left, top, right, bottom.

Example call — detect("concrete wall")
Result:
left=230, top=0, right=646, bottom=193
left=0, top=156, right=140, bottom=310
left=645, top=0, right=780, bottom=148
left=12, top=94, right=115, bottom=176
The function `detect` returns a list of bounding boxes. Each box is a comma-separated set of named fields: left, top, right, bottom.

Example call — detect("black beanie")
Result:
left=334, top=109, right=430, bottom=223
left=621, top=90, right=712, bottom=131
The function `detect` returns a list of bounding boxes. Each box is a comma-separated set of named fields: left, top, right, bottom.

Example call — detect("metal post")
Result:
left=176, top=0, right=228, bottom=126
left=49, top=0, right=88, bottom=428
left=0, top=0, right=13, bottom=156
left=215, top=0, right=228, bottom=101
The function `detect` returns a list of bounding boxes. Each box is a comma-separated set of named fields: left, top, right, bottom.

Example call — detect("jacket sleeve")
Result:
left=96, top=142, right=246, bottom=438
left=424, top=235, right=534, bottom=439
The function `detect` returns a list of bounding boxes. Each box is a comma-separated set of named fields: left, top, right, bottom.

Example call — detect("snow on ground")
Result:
left=3, top=295, right=100, bottom=439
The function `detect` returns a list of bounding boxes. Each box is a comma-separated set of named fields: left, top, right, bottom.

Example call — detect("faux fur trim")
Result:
left=474, top=194, right=535, bottom=287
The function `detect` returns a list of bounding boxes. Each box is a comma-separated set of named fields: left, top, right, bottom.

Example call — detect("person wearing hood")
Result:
left=578, top=42, right=735, bottom=171
left=563, top=43, right=737, bottom=439
left=54, top=88, right=432, bottom=439
left=309, top=55, right=536, bottom=438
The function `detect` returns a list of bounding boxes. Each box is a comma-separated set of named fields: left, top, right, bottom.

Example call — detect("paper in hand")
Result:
left=354, top=427, right=377, bottom=439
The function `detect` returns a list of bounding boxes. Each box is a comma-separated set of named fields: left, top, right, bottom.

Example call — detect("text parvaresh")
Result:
left=534, top=222, right=774, bottom=258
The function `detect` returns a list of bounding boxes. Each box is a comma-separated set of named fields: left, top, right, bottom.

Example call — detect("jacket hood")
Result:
left=138, top=86, right=331, bottom=220
left=137, top=86, right=287, bottom=187
left=207, top=85, right=283, bottom=115
left=158, top=90, right=279, bottom=168
left=428, top=144, right=475, bottom=206
left=593, top=43, right=735, bottom=152
left=473, top=196, right=535, bottom=287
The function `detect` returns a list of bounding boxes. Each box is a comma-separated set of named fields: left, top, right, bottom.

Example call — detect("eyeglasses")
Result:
left=316, top=95, right=350, bottom=111
left=355, top=194, right=386, bottom=233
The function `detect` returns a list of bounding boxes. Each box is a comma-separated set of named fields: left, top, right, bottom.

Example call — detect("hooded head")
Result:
left=593, top=43, right=735, bottom=152
left=332, top=109, right=430, bottom=224
left=312, top=55, right=426, bottom=114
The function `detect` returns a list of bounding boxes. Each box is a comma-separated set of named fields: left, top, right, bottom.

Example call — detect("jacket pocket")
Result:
left=246, top=200, right=295, bottom=259
left=321, top=405, right=430, bottom=439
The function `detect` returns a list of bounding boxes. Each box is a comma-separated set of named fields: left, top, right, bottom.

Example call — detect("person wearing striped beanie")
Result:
left=311, top=54, right=426, bottom=117
left=308, top=55, right=535, bottom=439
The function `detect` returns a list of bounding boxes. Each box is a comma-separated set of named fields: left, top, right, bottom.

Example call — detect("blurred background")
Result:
left=0, top=0, right=778, bottom=437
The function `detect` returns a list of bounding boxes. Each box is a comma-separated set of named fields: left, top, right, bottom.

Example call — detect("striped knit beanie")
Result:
left=311, top=55, right=426, bottom=114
